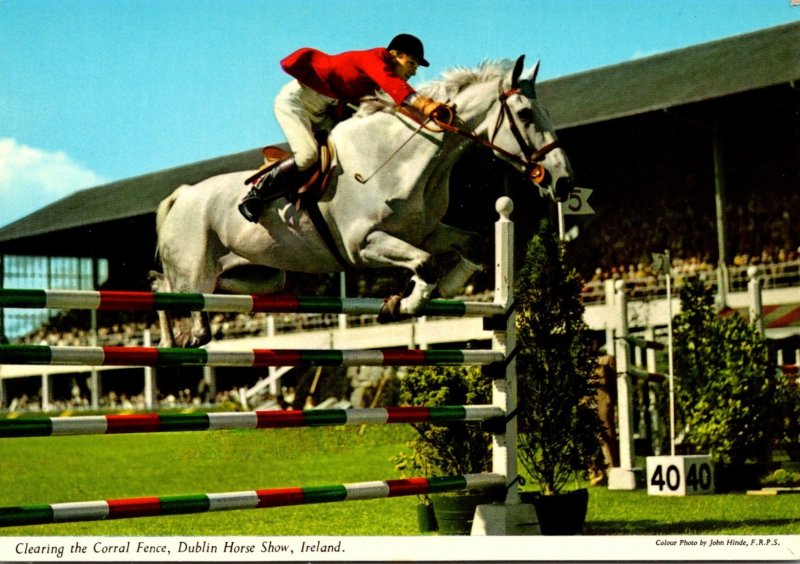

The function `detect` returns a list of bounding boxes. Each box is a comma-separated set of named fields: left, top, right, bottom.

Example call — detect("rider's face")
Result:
left=391, top=51, right=420, bottom=80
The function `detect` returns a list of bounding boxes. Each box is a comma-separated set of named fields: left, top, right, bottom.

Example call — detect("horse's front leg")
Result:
left=421, top=224, right=485, bottom=298
left=156, top=310, right=176, bottom=348
left=358, top=231, right=437, bottom=323
left=173, top=311, right=212, bottom=348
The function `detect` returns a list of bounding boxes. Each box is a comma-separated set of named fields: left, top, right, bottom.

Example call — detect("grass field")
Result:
left=1, top=422, right=798, bottom=536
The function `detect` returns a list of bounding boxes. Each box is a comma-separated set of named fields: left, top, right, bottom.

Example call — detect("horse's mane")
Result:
left=417, top=59, right=514, bottom=99
left=357, top=59, right=514, bottom=116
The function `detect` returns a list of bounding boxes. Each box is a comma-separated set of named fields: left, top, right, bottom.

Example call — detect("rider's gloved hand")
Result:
left=410, top=95, right=455, bottom=123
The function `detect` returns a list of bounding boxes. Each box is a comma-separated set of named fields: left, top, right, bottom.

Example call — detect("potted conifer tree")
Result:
left=515, top=220, right=604, bottom=535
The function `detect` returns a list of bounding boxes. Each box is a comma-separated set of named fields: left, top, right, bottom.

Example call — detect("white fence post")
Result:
left=472, top=197, right=537, bottom=535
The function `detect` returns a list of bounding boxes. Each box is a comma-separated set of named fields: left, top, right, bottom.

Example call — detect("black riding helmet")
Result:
left=387, top=33, right=429, bottom=67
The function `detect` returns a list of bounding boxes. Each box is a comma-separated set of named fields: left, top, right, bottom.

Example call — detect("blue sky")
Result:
left=1, top=0, right=797, bottom=228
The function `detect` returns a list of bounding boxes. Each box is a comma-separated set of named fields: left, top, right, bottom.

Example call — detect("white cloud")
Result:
left=0, top=138, right=108, bottom=227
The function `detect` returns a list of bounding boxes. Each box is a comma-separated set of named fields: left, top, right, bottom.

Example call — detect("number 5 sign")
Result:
left=647, top=455, right=715, bottom=496
left=563, top=187, right=595, bottom=215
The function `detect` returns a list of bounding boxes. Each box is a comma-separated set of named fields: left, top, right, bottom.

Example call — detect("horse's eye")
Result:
left=517, top=108, right=533, bottom=124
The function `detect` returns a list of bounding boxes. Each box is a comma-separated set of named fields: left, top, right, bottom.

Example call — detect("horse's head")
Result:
left=469, top=56, right=575, bottom=202
left=438, top=56, right=573, bottom=200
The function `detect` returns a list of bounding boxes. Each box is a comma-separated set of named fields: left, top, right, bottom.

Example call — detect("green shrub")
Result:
left=393, top=365, right=492, bottom=477
left=761, top=468, right=800, bottom=487
left=673, top=278, right=778, bottom=465
left=773, top=369, right=800, bottom=460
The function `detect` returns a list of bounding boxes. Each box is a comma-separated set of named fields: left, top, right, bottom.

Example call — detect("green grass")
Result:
left=1, top=422, right=798, bottom=536
left=584, top=488, right=800, bottom=535
left=0, top=424, right=421, bottom=536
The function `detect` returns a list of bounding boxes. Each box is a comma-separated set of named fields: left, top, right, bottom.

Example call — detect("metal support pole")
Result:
left=89, top=370, right=100, bottom=410
left=608, top=280, right=639, bottom=490
left=203, top=366, right=217, bottom=405
left=338, top=272, right=348, bottom=331
left=143, top=329, right=155, bottom=409
left=266, top=315, right=279, bottom=396
left=713, top=128, right=729, bottom=308
left=41, top=372, right=51, bottom=412
left=748, top=266, right=765, bottom=337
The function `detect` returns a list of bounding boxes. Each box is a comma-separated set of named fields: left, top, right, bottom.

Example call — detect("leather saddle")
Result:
left=244, top=139, right=335, bottom=210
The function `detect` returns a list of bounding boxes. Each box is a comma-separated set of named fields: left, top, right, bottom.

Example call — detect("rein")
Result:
left=355, top=86, right=560, bottom=185
left=456, top=84, right=561, bottom=184
left=354, top=116, right=430, bottom=184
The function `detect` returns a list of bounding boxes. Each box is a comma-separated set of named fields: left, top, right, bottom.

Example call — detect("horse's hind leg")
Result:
left=358, top=231, right=437, bottom=322
left=421, top=224, right=485, bottom=298
left=150, top=268, right=211, bottom=348
left=159, top=253, right=219, bottom=348
left=149, top=271, right=177, bottom=347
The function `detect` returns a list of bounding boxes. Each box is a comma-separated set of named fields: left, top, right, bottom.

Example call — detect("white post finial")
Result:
left=495, top=196, right=514, bottom=219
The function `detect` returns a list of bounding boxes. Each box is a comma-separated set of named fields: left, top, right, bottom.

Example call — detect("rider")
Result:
left=239, top=33, right=452, bottom=222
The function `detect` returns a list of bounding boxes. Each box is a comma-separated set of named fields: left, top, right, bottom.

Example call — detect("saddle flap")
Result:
left=244, top=146, right=293, bottom=186
left=263, top=145, right=291, bottom=164
left=294, top=142, right=335, bottom=210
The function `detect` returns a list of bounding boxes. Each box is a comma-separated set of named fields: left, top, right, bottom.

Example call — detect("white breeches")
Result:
left=274, top=79, right=337, bottom=171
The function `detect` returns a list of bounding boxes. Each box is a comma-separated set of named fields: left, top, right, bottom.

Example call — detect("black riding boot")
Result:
left=238, top=157, right=299, bottom=222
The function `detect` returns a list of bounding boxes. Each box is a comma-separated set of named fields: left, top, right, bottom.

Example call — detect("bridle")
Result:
left=429, top=82, right=561, bottom=185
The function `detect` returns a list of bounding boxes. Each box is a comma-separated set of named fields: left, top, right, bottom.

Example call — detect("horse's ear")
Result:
left=511, top=55, right=525, bottom=88
left=527, top=60, right=541, bottom=84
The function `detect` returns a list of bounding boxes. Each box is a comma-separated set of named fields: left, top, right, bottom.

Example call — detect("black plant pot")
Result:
left=430, top=490, right=501, bottom=535
left=521, top=488, right=589, bottom=535
left=714, top=462, right=763, bottom=493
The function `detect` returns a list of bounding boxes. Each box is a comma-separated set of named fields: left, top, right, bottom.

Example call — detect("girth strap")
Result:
left=301, top=194, right=351, bottom=271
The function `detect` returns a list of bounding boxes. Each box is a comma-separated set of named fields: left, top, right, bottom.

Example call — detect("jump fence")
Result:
left=0, top=289, right=502, bottom=317
left=0, top=405, right=504, bottom=438
left=0, top=345, right=503, bottom=368
left=0, top=474, right=505, bottom=528
left=0, top=197, right=522, bottom=534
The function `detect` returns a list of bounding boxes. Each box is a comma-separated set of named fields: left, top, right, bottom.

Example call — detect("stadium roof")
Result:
left=1, top=21, right=798, bottom=250
left=537, top=20, right=800, bottom=129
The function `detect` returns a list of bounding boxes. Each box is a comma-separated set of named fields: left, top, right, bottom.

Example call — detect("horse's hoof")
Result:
left=377, top=295, right=410, bottom=324
left=174, top=332, right=204, bottom=348
left=173, top=332, right=192, bottom=348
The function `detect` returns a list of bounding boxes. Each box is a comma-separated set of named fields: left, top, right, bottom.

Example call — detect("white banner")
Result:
left=1, top=535, right=798, bottom=562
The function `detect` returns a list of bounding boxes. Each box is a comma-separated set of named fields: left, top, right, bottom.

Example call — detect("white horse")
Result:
left=153, top=56, right=574, bottom=347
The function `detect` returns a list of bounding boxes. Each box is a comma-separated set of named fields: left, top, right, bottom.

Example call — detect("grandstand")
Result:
left=1, top=22, right=799, bottom=412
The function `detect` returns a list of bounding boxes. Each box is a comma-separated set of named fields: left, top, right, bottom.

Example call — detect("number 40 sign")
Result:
left=646, top=455, right=715, bottom=496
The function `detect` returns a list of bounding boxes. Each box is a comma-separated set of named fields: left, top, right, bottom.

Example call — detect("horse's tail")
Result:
left=155, top=185, right=186, bottom=236
left=153, top=185, right=188, bottom=268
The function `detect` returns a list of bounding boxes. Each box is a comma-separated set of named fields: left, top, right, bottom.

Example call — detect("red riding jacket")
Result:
left=280, top=47, right=416, bottom=106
